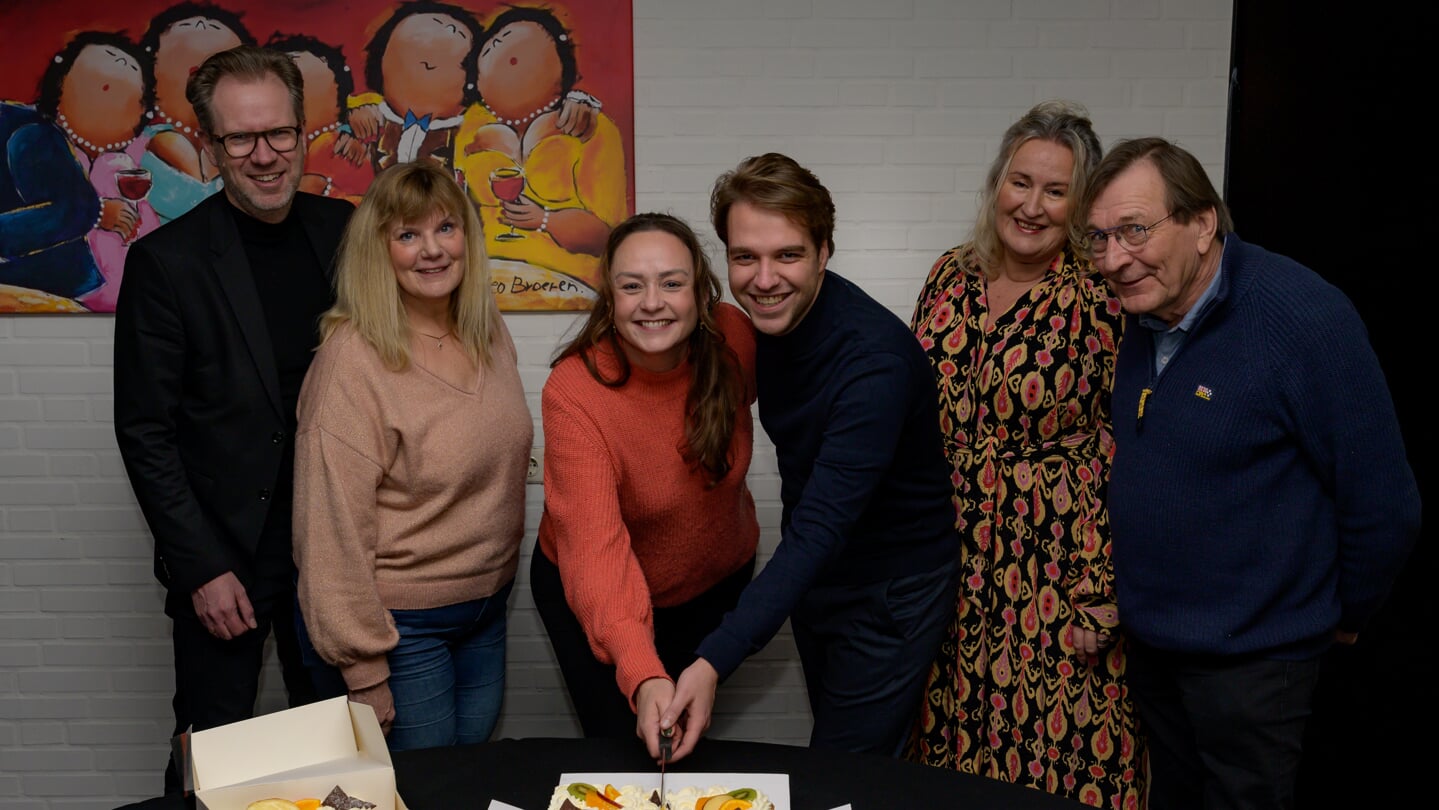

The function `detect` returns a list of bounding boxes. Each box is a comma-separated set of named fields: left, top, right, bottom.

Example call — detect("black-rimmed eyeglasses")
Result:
left=211, top=126, right=302, bottom=159
left=1081, top=214, right=1173, bottom=257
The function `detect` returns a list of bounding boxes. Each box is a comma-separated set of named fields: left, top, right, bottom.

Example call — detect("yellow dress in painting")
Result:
left=455, top=103, right=626, bottom=307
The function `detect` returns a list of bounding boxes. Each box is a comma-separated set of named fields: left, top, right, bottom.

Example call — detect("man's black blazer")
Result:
left=114, top=191, right=353, bottom=597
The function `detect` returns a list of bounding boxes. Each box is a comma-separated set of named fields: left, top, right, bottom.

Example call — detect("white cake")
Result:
left=547, top=781, right=772, bottom=810
left=665, top=785, right=772, bottom=810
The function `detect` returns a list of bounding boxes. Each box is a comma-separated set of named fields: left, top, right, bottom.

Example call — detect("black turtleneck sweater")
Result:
left=229, top=200, right=333, bottom=566
left=696, top=270, right=959, bottom=678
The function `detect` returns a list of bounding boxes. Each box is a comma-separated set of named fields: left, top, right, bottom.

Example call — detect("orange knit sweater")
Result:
left=536, top=303, right=758, bottom=707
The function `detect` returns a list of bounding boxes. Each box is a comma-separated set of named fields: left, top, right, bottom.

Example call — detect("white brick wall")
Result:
left=0, top=1, right=1232, bottom=804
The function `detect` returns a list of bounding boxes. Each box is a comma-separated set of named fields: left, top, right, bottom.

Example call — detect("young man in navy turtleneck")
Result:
left=653, top=153, right=958, bottom=761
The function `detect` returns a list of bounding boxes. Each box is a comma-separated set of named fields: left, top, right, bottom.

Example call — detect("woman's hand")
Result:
left=635, top=677, right=675, bottom=760
left=332, top=132, right=371, bottom=167
left=348, top=104, right=382, bottom=142
left=500, top=195, right=548, bottom=231
left=98, top=198, right=139, bottom=241
left=349, top=681, right=395, bottom=735
left=1071, top=624, right=1114, bottom=667
left=499, top=204, right=608, bottom=256
left=555, top=96, right=598, bottom=141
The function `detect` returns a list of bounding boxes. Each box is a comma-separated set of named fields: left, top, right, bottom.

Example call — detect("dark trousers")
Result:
left=791, top=565, right=955, bottom=757
left=1125, top=639, right=1321, bottom=810
left=530, top=549, right=755, bottom=737
left=162, top=564, right=319, bottom=794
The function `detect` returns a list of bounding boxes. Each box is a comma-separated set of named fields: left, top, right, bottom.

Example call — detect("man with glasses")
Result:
left=114, top=46, right=353, bottom=794
left=1077, top=137, right=1419, bottom=810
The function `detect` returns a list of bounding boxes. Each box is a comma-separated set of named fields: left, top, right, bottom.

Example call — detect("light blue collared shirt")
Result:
left=1139, top=240, right=1226, bottom=377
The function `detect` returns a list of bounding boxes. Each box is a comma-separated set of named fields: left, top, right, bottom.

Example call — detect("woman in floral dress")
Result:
left=907, top=100, right=1144, bottom=809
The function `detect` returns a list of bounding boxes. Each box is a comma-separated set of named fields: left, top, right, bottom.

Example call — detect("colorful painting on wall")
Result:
left=0, top=0, right=634, bottom=313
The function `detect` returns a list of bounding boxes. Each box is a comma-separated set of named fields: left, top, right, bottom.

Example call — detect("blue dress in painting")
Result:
left=0, top=102, right=103, bottom=299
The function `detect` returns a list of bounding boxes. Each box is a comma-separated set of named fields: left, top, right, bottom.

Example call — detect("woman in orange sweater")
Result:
left=532, top=212, right=758, bottom=741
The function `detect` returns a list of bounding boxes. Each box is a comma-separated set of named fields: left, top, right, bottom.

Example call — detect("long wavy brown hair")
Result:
left=553, top=213, right=744, bottom=486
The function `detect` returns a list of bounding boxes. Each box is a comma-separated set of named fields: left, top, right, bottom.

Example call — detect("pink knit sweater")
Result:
left=536, top=303, right=758, bottom=707
left=293, top=319, right=532, bottom=691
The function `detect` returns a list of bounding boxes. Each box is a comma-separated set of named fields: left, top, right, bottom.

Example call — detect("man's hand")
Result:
left=190, top=571, right=256, bottom=640
left=1334, top=629, right=1359, bottom=645
left=660, top=658, right=718, bottom=762
left=350, top=681, right=395, bottom=735
left=635, top=677, right=676, bottom=760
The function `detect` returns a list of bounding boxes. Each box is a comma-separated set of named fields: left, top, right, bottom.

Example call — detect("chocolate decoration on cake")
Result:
left=321, top=786, right=376, bottom=810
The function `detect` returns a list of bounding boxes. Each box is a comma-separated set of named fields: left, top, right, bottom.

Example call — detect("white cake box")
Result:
left=185, top=696, right=406, bottom=810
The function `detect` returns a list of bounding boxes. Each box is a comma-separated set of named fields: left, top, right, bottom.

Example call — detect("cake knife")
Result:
left=658, top=726, right=673, bottom=810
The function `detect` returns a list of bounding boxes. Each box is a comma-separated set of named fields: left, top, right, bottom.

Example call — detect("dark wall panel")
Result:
left=1227, top=2, right=1429, bottom=803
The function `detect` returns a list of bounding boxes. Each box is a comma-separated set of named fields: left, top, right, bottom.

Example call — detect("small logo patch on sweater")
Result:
left=1195, top=385, right=1213, bottom=401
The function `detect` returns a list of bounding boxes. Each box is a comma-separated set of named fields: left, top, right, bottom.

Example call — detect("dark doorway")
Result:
left=1227, top=1, right=1429, bottom=804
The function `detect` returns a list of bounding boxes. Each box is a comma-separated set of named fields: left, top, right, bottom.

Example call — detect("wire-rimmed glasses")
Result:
left=1081, top=214, right=1173, bottom=257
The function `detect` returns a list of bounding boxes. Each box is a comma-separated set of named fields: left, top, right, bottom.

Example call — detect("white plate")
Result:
left=557, top=773, right=790, bottom=810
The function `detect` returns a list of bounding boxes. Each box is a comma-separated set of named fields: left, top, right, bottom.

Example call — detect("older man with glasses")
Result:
left=1077, top=137, right=1420, bottom=810
left=113, top=45, right=354, bottom=795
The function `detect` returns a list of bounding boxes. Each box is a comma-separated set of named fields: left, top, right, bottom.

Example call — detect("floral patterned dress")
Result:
left=907, top=243, right=1144, bottom=809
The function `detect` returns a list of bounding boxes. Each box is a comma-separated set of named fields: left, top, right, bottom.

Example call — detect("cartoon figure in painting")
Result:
left=353, top=0, right=480, bottom=171
left=140, top=2, right=254, bottom=222
left=1, top=30, right=148, bottom=305
left=267, top=33, right=374, bottom=202
left=0, top=91, right=102, bottom=303
left=457, top=5, right=627, bottom=296
left=35, top=31, right=161, bottom=312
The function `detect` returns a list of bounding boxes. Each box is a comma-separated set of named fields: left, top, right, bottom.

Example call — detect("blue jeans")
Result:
left=385, top=581, right=512, bottom=751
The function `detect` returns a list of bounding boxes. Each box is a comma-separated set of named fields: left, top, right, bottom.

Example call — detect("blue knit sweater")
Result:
left=695, top=271, right=958, bottom=678
left=1109, top=235, right=1420, bottom=658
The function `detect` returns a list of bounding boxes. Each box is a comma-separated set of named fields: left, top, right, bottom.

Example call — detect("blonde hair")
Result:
left=321, top=162, right=498, bottom=369
left=971, top=100, right=1102, bottom=277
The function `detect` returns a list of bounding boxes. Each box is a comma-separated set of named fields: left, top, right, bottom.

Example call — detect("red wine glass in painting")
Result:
left=116, top=168, right=153, bottom=202
left=114, top=168, right=152, bottom=244
left=489, top=166, right=525, bottom=242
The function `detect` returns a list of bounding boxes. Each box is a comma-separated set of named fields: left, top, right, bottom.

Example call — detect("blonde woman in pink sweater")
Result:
left=293, top=161, right=532, bottom=751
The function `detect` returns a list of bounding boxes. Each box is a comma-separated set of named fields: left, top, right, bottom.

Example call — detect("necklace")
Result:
left=413, top=328, right=454, bottom=349
left=482, top=95, right=562, bottom=128
left=306, top=121, right=340, bottom=142
left=148, top=106, right=196, bottom=135
left=56, top=113, right=136, bottom=154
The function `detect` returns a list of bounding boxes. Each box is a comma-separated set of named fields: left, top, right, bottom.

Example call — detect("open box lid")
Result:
left=190, top=697, right=393, bottom=789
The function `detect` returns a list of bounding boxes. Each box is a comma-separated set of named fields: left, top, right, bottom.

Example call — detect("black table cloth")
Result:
left=392, top=737, right=1082, bottom=810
